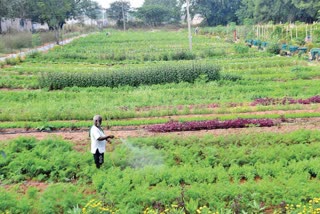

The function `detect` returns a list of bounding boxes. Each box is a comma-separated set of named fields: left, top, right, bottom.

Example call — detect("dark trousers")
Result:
left=93, top=149, right=104, bottom=168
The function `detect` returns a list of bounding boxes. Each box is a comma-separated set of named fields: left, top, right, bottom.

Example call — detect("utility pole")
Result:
left=186, top=0, right=192, bottom=51
left=121, top=0, right=126, bottom=31
left=103, top=8, right=106, bottom=27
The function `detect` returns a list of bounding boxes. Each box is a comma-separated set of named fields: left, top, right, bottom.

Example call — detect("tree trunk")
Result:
left=54, top=26, right=60, bottom=45
left=0, top=17, right=2, bottom=34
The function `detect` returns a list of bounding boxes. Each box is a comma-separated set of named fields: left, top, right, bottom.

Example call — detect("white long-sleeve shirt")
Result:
left=90, top=125, right=107, bottom=153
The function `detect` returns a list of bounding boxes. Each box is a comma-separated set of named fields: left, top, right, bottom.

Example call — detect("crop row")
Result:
left=147, top=118, right=276, bottom=132
left=1, top=78, right=320, bottom=122
left=1, top=111, right=320, bottom=129
left=39, top=63, right=221, bottom=89
left=1, top=59, right=315, bottom=89
left=32, top=47, right=229, bottom=63
left=26, top=30, right=233, bottom=63
left=1, top=130, right=320, bottom=213
left=163, top=95, right=320, bottom=109
left=251, top=95, right=320, bottom=106
left=138, top=95, right=320, bottom=110
left=7, top=54, right=294, bottom=75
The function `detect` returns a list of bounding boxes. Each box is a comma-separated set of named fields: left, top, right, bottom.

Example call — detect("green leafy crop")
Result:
left=39, top=63, right=221, bottom=90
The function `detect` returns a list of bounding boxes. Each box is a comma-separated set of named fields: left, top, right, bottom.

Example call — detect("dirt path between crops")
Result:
left=1, top=117, right=320, bottom=152
left=0, top=34, right=90, bottom=62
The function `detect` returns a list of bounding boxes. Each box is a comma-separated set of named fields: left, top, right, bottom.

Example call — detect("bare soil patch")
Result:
left=3, top=181, right=49, bottom=194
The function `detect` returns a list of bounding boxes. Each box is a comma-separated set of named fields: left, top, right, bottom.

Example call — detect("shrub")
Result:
left=0, top=40, right=5, bottom=53
left=39, top=31, right=56, bottom=44
left=3, top=32, right=32, bottom=50
left=171, top=51, right=196, bottom=60
left=32, top=34, right=41, bottom=47
left=202, top=48, right=226, bottom=57
left=27, top=51, right=42, bottom=59
left=267, top=43, right=281, bottom=54
left=221, top=73, right=242, bottom=81
left=160, top=52, right=172, bottom=61
left=280, top=50, right=287, bottom=56
left=5, top=57, right=20, bottom=66
left=234, top=44, right=249, bottom=54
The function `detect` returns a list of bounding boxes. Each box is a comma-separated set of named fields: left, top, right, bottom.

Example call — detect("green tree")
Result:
left=236, top=0, right=255, bottom=23
left=76, top=0, right=101, bottom=20
left=0, top=0, right=30, bottom=33
left=25, top=0, right=100, bottom=44
left=291, top=0, right=320, bottom=23
left=253, top=0, right=280, bottom=23
left=0, top=0, right=25, bottom=33
left=193, top=0, right=240, bottom=26
left=0, top=0, right=9, bottom=33
left=236, top=0, right=319, bottom=24
left=12, top=0, right=29, bottom=18
left=106, top=1, right=131, bottom=29
left=29, top=0, right=73, bottom=44
left=253, top=0, right=298, bottom=23
left=142, top=0, right=180, bottom=23
left=136, top=5, right=171, bottom=26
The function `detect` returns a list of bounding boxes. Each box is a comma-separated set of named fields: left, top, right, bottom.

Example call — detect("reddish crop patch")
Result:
left=251, top=95, right=320, bottom=106
left=147, top=118, right=277, bottom=132
left=133, top=95, right=320, bottom=113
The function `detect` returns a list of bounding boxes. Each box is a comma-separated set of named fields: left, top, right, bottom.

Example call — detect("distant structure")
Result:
left=1, top=15, right=100, bottom=33
left=1, top=18, right=33, bottom=33
left=192, top=14, right=204, bottom=25
left=66, top=16, right=98, bottom=26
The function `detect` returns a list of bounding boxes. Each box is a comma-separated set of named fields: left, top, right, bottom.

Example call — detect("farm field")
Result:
left=1, top=28, right=320, bottom=213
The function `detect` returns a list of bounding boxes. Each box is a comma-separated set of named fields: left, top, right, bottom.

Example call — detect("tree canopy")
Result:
left=106, top=1, right=131, bottom=29
left=1, top=0, right=319, bottom=31
left=136, top=5, right=171, bottom=26
left=0, top=0, right=100, bottom=39
left=135, top=0, right=180, bottom=26
left=27, top=0, right=100, bottom=43
left=0, top=0, right=30, bottom=33
left=191, top=0, right=319, bottom=25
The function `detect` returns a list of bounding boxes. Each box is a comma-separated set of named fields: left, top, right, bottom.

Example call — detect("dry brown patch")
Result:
left=4, top=181, right=49, bottom=194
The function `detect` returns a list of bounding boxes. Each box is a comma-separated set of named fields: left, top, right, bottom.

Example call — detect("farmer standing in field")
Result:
left=90, top=115, right=114, bottom=168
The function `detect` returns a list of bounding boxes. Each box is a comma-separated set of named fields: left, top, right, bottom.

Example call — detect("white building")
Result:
left=1, top=18, right=32, bottom=33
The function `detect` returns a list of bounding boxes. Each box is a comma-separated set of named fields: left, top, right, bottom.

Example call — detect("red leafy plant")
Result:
left=147, top=118, right=275, bottom=132
left=251, top=95, right=320, bottom=106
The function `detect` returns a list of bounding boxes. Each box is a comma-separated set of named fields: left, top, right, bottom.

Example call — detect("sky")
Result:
left=93, top=0, right=144, bottom=8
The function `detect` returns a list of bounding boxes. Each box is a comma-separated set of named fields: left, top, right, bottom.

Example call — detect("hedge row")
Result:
left=38, top=63, right=221, bottom=89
